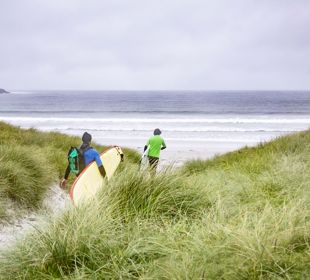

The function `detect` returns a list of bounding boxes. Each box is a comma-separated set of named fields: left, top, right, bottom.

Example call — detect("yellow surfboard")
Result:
left=70, top=146, right=123, bottom=206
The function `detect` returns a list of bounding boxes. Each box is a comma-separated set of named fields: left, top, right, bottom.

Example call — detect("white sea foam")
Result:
left=1, top=116, right=308, bottom=140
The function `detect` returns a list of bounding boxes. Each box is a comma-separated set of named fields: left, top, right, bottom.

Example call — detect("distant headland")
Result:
left=0, top=88, right=9, bottom=94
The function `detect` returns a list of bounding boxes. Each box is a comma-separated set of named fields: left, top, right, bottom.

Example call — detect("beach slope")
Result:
left=0, top=127, right=309, bottom=279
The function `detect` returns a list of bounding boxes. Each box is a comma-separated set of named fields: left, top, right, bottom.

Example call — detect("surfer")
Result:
left=144, top=128, right=166, bottom=172
left=60, top=132, right=106, bottom=188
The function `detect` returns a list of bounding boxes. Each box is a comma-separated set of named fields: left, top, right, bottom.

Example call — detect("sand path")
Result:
left=0, top=185, right=71, bottom=251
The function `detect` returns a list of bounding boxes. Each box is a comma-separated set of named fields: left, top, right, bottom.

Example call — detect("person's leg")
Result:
left=148, top=156, right=159, bottom=173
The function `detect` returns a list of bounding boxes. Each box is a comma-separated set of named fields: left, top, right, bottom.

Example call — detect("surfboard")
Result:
left=139, top=148, right=149, bottom=171
left=70, top=146, right=123, bottom=206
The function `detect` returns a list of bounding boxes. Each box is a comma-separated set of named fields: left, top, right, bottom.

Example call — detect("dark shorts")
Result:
left=148, top=156, right=159, bottom=170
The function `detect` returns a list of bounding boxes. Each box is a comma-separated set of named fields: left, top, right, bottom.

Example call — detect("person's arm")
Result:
left=98, top=165, right=106, bottom=178
left=64, top=164, right=70, bottom=179
left=94, top=150, right=106, bottom=178
left=60, top=164, right=70, bottom=189
left=161, top=139, right=167, bottom=150
left=144, top=139, right=150, bottom=152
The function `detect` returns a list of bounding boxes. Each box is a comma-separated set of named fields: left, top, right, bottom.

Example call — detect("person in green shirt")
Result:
left=144, top=128, right=166, bottom=172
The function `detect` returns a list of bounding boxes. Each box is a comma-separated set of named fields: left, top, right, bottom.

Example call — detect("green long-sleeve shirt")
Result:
left=146, top=135, right=166, bottom=158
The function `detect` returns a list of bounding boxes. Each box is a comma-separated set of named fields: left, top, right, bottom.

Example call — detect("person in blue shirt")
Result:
left=60, top=132, right=106, bottom=189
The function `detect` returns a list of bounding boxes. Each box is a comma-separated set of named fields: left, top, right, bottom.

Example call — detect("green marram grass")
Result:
left=0, top=124, right=309, bottom=279
left=0, top=121, right=140, bottom=220
left=0, top=144, right=56, bottom=208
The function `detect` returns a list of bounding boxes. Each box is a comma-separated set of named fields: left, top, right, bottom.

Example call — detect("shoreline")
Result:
left=54, top=130, right=285, bottom=167
left=1, top=119, right=295, bottom=166
left=1, top=117, right=307, bottom=167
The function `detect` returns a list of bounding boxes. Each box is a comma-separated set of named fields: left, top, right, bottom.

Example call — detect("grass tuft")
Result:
left=102, top=167, right=211, bottom=220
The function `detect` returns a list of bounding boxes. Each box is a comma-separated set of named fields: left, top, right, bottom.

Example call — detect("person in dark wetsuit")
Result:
left=60, top=132, right=106, bottom=189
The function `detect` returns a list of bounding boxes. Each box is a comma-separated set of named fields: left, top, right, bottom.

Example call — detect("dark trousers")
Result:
left=148, top=156, right=159, bottom=171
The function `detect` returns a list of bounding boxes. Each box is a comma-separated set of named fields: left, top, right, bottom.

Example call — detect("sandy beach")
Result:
left=81, top=132, right=290, bottom=167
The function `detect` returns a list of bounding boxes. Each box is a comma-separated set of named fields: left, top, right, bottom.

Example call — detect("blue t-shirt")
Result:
left=84, top=148, right=103, bottom=167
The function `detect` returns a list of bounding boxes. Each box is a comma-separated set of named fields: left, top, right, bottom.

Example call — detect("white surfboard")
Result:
left=139, top=148, right=149, bottom=171
left=70, top=146, right=123, bottom=206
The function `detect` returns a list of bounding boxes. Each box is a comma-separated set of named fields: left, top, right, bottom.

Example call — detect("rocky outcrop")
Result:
left=0, top=88, right=9, bottom=94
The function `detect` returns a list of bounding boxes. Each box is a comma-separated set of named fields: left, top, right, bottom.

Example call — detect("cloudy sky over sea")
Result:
left=1, top=0, right=309, bottom=90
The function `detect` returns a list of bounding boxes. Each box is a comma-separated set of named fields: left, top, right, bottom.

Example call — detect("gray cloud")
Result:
left=0, top=0, right=309, bottom=90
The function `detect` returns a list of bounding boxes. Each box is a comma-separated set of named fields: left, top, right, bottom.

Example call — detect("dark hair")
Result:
left=82, top=132, right=92, bottom=144
left=153, top=128, right=161, bottom=135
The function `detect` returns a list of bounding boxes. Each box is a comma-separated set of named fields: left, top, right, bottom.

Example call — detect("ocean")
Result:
left=1, top=90, right=310, bottom=165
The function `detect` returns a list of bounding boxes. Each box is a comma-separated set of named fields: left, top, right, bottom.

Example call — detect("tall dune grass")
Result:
left=0, top=121, right=140, bottom=220
left=0, top=121, right=140, bottom=174
left=103, top=168, right=211, bottom=220
left=0, top=145, right=56, bottom=207
left=0, top=130, right=309, bottom=279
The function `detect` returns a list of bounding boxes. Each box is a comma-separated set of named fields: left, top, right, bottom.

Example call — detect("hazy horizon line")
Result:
left=7, top=89, right=310, bottom=92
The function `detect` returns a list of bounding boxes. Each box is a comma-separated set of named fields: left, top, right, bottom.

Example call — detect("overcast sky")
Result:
left=0, top=0, right=309, bottom=90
